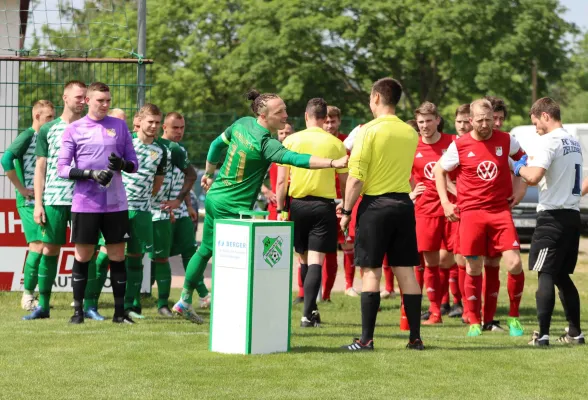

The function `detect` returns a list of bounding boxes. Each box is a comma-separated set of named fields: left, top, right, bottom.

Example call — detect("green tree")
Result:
left=35, top=0, right=578, bottom=163
left=550, top=32, right=588, bottom=123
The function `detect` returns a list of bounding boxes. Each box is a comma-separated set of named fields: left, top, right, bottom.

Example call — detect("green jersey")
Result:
left=170, top=142, right=190, bottom=219
left=151, top=138, right=191, bottom=221
left=207, top=117, right=290, bottom=212
left=6, top=127, right=37, bottom=208
left=36, top=118, right=74, bottom=206
left=123, top=134, right=167, bottom=212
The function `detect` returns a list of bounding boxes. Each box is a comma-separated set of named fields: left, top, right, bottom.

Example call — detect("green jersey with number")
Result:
left=6, top=127, right=37, bottom=208
left=207, top=116, right=290, bottom=212
left=170, top=142, right=190, bottom=219
left=36, top=118, right=75, bottom=206
left=151, top=138, right=191, bottom=221
left=123, top=134, right=167, bottom=212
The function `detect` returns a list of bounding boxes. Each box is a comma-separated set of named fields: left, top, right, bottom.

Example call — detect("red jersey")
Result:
left=268, top=163, right=278, bottom=193
left=334, top=132, right=349, bottom=198
left=439, top=130, right=525, bottom=213
left=412, top=133, right=455, bottom=217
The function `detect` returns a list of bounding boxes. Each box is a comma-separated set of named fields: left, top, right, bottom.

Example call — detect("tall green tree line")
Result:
left=28, top=0, right=586, bottom=163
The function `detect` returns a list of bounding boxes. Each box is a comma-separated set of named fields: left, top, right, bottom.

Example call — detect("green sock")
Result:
left=182, top=251, right=210, bottom=304
left=84, top=255, right=98, bottom=311
left=183, top=253, right=208, bottom=298
left=133, top=290, right=141, bottom=309
left=94, top=251, right=110, bottom=305
left=154, top=261, right=171, bottom=309
left=125, top=256, right=143, bottom=311
left=23, top=251, right=42, bottom=294
left=38, top=255, right=58, bottom=312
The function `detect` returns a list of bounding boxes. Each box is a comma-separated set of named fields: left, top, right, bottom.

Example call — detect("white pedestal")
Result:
left=210, top=219, right=293, bottom=355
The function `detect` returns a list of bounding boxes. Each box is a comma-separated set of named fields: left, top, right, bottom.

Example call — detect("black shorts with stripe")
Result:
left=354, top=193, right=420, bottom=268
left=71, top=210, right=130, bottom=245
left=529, top=209, right=580, bottom=275
left=290, top=196, right=338, bottom=254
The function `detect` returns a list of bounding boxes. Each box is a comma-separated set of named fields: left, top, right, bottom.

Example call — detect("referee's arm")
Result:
left=340, top=127, right=370, bottom=231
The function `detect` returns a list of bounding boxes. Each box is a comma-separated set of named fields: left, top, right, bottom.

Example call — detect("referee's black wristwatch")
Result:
left=341, top=208, right=352, bottom=216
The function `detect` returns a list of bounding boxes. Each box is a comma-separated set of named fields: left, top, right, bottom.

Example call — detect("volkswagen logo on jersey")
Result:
left=477, top=161, right=498, bottom=181
left=424, top=161, right=436, bottom=180
left=495, top=146, right=503, bottom=156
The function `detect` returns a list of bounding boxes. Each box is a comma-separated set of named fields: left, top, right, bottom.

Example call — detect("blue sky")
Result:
left=561, top=0, right=588, bottom=30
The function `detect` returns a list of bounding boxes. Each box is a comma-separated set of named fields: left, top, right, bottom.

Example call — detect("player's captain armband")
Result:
left=207, top=134, right=230, bottom=163
left=509, top=135, right=525, bottom=161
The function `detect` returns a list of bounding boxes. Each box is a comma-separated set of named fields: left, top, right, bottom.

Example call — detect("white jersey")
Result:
left=343, top=124, right=363, bottom=151
left=527, top=127, right=583, bottom=212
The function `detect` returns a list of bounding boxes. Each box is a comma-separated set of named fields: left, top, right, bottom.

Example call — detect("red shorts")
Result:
left=267, top=203, right=278, bottom=221
left=347, top=198, right=361, bottom=240
left=336, top=214, right=348, bottom=244
left=415, top=216, right=456, bottom=253
left=458, top=209, right=520, bottom=257
left=453, top=220, right=461, bottom=255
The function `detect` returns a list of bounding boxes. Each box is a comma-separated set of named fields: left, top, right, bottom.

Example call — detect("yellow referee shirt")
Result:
left=349, top=115, right=417, bottom=195
left=282, top=127, right=348, bottom=199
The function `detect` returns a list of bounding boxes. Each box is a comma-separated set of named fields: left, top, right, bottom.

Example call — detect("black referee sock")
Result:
left=536, top=272, right=555, bottom=337
left=300, top=264, right=309, bottom=286
left=403, top=294, right=423, bottom=342
left=109, top=260, right=127, bottom=317
left=72, top=260, right=90, bottom=310
left=360, top=292, right=380, bottom=344
left=303, top=264, right=321, bottom=320
left=555, top=274, right=582, bottom=337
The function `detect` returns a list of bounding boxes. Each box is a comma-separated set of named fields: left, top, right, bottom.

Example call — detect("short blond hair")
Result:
left=414, top=101, right=439, bottom=118
left=87, top=82, right=110, bottom=95
left=165, top=111, right=184, bottom=123
left=109, top=108, right=126, bottom=119
left=32, top=100, right=54, bottom=114
left=326, top=106, right=341, bottom=120
left=470, top=99, right=493, bottom=116
left=138, top=103, right=162, bottom=119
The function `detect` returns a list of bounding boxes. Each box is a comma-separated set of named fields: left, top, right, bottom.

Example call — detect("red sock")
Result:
left=483, top=265, right=500, bottom=325
left=449, top=264, right=461, bottom=303
left=414, top=266, right=425, bottom=291
left=322, top=253, right=338, bottom=300
left=458, top=264, right=467, bottom=317
left=507, top=271, right=525, bottom=317
left=297, top=266, right=304, bottom=298
left=383, top=266, right=394, bottom=293
left=439, top=267, right=450, bottom=305
left=424, top=266, right=441, bottom=315
left=465, top=274, right=483, bottom=324
left=343, top=249, right=354, bottom=290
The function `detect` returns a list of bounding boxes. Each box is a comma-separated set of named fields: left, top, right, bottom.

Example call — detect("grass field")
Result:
left=1, top=252, right=587, bottom=400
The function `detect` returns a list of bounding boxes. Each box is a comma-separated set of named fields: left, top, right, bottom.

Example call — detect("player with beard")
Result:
left=435, top=99, right=526, bottom=337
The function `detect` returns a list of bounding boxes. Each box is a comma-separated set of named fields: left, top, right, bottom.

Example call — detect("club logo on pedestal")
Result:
left=263, top=236, right=283, bottom=268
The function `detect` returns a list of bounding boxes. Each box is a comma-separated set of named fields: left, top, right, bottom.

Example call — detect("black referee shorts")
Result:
left=71, top=210, right=131, bottom=245
left=529, top=209, right=580, bottom=275
left=355, top=193, right=419, bottom=268
left=290, top=196, right=338, bottom=254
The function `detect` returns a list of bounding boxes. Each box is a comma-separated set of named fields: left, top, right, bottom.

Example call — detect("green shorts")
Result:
left=199, top=198, right=239, bottom=257
left=170, top=216, right=197, bottom=257
left=41, top=205, right=71, bottom=245
left=149, top=219, right=172, bottom=259
left=17, top=206, right=42, bottom=243
left=127, top=210, right=154, bottom=255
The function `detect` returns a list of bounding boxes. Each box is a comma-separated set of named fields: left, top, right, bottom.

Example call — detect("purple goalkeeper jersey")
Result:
left=57, top=115, right=138, bottom=213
